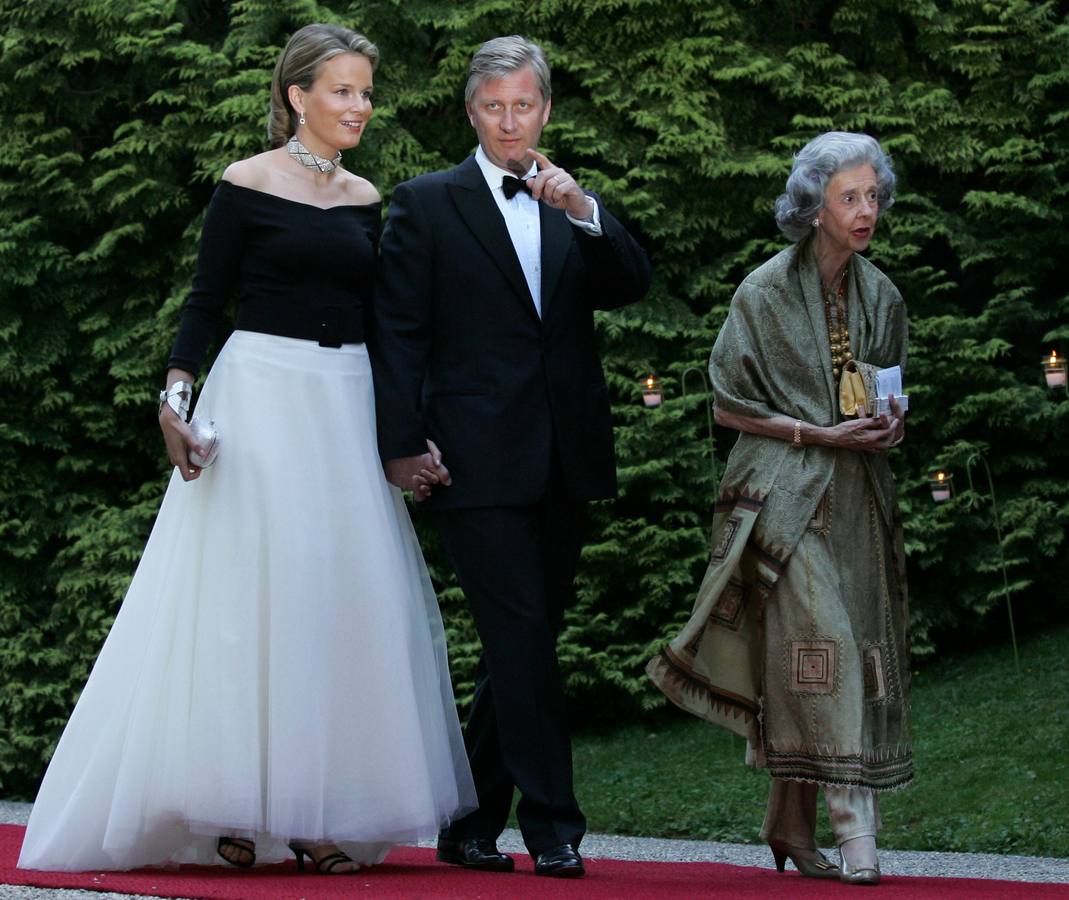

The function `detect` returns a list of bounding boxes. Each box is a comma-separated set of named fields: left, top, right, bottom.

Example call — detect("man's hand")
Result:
left=525, top=148, right=595, bottom=220
left=384, top=439, right=452, bottom=501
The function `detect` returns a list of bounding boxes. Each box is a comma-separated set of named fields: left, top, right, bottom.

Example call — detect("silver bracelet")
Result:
left=158, top=381, right=193, bottom=421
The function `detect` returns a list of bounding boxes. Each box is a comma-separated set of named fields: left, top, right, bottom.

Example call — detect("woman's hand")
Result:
left=887, top=394, right=906, bottom=447
left=387, top=439, right=451, bottom=502
left=410, top=439, right=451, bottom=501
left=159, top=407, right=205, bottom=481
left=158, top=369, right=204, bottom=481
left=821, top=408, right=899, bottom=453
left=715, top=403, right=902, bottom=453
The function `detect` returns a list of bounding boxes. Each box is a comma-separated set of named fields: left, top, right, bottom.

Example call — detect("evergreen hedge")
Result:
left=2, top=0, right=1066, bottom=797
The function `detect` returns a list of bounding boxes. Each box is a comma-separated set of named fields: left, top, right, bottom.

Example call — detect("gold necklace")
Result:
left=822, top=265, right=852, bottom=380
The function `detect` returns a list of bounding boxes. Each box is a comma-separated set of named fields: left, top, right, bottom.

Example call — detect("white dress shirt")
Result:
left=473, top=145, right=602, bottom=318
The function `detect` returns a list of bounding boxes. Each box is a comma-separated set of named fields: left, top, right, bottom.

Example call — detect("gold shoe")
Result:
left=840, top=856, right=881, bottom=885
left=768, top=839, right=841, bottom=879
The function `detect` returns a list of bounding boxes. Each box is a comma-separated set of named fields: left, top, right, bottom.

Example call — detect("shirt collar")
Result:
left=474, top=145, right=537, bottom=194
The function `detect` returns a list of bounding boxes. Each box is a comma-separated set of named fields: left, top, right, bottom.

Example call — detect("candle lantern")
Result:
left=928, top=470, right=953, bottom=503
left=925, top=453, right=1021, bottom=674
left=642, top=374, right=663, bottom=408
left=1042, top=350, right=1067, bottom=389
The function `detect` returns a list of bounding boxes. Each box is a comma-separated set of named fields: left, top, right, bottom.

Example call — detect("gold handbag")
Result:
left=839, top=360, right=878, bottom=417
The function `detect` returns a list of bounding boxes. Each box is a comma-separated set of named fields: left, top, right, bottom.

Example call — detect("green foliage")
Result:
left=2, top=0, right=1067, bottom=796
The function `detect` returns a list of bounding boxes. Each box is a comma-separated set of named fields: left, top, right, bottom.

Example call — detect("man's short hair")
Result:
left=465, top=35, right=551, bottom=106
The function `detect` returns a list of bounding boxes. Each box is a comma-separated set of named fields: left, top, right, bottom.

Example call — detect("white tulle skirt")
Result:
left=18, top=331, right=476, bottom=872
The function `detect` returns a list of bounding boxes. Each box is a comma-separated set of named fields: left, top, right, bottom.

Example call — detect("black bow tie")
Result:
left=501, top=175, right=532, bottom=199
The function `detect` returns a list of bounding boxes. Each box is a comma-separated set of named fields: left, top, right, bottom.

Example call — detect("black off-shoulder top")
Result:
left=167, top=180, right=382, bottom=376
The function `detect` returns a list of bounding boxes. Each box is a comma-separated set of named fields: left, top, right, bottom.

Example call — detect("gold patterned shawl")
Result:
left=647, top=238, right=907, bottom=740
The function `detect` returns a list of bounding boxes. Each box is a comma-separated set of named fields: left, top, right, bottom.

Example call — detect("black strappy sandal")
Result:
left=289, top=841, right=361, bottom=874
left=217, top=836, right=256, bottom=868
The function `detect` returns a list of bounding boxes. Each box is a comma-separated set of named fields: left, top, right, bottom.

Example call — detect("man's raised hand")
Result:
left=525, top=148, right=595, bottom=220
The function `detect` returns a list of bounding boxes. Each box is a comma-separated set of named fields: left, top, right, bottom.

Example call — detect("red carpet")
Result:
left=2, top=825, right=1066, bottom=899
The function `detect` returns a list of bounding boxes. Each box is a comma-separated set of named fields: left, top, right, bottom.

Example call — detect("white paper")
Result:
left=875, top=365, right=908, bottom=414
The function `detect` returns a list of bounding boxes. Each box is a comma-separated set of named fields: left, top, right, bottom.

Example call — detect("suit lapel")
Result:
left=446, top=157, right=539, bottom=320
left=538, top=205, right=572, bottom=320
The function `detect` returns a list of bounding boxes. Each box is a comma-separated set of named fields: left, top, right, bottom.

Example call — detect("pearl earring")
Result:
left=299, top=113, right=306, bottom=125
left=812, top=218, right=820, bottom=228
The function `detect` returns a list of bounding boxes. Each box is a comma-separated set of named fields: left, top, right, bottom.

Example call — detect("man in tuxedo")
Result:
left=370, top=35, right=650, bottom=878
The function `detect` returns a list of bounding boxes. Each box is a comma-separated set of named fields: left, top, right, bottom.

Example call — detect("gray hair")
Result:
left=464, top=35, right=551, bottom=106
left=774, top=131, right=896, bottom=242
left=267, top=24, right=379, bottom=148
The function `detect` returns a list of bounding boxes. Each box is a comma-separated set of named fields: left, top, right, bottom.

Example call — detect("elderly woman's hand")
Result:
left=887, top=394, right=906, bottom=447
left=822, top=410, right=899, bottom=453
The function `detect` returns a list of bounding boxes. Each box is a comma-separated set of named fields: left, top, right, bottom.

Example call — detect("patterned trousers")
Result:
left=760, top=778, right=882, bottom=847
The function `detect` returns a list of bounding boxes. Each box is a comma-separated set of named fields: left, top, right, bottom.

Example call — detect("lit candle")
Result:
left=642, top=374, right=663, bottom=408
left=928, top=470, right=953, bottom=503
left=1043, top=350, right=1067, bottom=388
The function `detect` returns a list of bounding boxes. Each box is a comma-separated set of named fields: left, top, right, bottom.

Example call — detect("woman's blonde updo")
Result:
left=267, top=24, right=379, bottom=148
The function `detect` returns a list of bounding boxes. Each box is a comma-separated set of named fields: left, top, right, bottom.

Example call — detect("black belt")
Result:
left=236, top=304, right=364, bottom=348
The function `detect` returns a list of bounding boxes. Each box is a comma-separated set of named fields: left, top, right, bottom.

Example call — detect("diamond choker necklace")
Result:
left=286, top=135, right=341, bottom=174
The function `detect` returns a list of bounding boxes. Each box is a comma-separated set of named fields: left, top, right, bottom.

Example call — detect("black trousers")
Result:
left=431, top=467, right=586, bottom=856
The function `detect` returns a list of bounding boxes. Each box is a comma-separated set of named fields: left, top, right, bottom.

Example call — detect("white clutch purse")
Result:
left=188, top=417, right=220, bottom=467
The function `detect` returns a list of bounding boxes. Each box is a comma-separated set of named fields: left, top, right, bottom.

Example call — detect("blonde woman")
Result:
left=18, top=24, right=475, bottom=874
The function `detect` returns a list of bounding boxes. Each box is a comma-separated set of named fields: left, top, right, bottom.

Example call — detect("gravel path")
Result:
left=2, top=799, right=1067, bottom=898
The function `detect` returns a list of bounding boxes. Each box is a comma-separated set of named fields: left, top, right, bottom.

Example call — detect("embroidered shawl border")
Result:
left=766, top=749, right=914, bottom=792
left=653, top=645, right=759, bottom=724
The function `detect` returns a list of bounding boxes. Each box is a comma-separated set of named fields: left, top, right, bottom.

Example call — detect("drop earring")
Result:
left=299, top=113, right=306, bottom=125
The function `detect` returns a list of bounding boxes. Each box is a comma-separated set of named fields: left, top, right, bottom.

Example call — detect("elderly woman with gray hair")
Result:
left=649, top=131, right=910, bottom=886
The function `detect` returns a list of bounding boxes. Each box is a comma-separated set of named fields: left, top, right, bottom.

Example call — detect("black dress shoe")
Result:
left=534, top=843, right=585, bottom=878
left=436, top=837, right=515, bottom=872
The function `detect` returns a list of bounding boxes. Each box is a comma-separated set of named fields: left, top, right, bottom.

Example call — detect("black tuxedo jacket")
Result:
left=370, top=155, right=651, bottom=509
